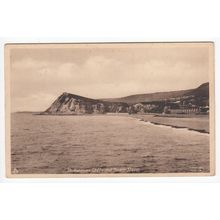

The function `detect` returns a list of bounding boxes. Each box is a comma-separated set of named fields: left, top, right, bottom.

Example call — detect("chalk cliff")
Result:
left=44, top=92, right=128, bottom=115
left=43, top=82, right=209, bottom=115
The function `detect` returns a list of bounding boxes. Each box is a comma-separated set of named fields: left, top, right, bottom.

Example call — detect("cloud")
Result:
left=10, top=51, right=209, bottom=111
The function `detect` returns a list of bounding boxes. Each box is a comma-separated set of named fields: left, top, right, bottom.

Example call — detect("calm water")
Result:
left=11, top=113, right=210, bottom=174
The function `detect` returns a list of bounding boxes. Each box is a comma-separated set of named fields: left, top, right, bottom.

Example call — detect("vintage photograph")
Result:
left=5, top=42, right=215, bottom=177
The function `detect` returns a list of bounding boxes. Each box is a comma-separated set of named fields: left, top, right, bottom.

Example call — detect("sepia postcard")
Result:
left=5, top=42, right=215, bottom=177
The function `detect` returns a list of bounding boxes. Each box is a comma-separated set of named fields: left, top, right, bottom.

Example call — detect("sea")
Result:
left=11, top=113, right=210, bottom=174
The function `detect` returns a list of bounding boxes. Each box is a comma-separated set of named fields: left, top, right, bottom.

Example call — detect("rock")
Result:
left=44, top=92, right=128, bottom=115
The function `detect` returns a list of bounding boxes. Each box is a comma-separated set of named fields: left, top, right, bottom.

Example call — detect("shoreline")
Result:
left=133, top=114, right=209, bottom=134
left=139, top=119, right=209, bottom=134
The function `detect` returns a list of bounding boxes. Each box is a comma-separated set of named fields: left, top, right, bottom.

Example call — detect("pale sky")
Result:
left=9, top=43, right=210, bottom=112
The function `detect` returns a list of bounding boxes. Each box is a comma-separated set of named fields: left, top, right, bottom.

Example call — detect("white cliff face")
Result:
left=44, top=92, right=128, bottom=115
left=43, top=92, right=160, bottom=115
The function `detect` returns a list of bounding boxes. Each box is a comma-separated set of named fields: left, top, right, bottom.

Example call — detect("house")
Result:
left=169, top=107, right=199, bottom=114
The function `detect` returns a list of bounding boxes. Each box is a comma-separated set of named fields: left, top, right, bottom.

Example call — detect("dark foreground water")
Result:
left=11, top=113, right=210, bottom=174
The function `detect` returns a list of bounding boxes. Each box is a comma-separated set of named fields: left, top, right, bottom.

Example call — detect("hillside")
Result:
left=101, top=83, right=209, bottom=104
left=43, top=82, right=209, bottom=115
left=184, top=82, right=209, bottom=98
left=101, top=89, right=193, bottom=104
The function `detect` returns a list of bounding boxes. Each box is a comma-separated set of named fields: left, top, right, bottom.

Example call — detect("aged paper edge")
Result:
left=4, top=42, right=215, bottom=178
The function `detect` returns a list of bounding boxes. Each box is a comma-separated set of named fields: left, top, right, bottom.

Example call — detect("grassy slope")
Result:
left=101, top=82, right=209, bottom=104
